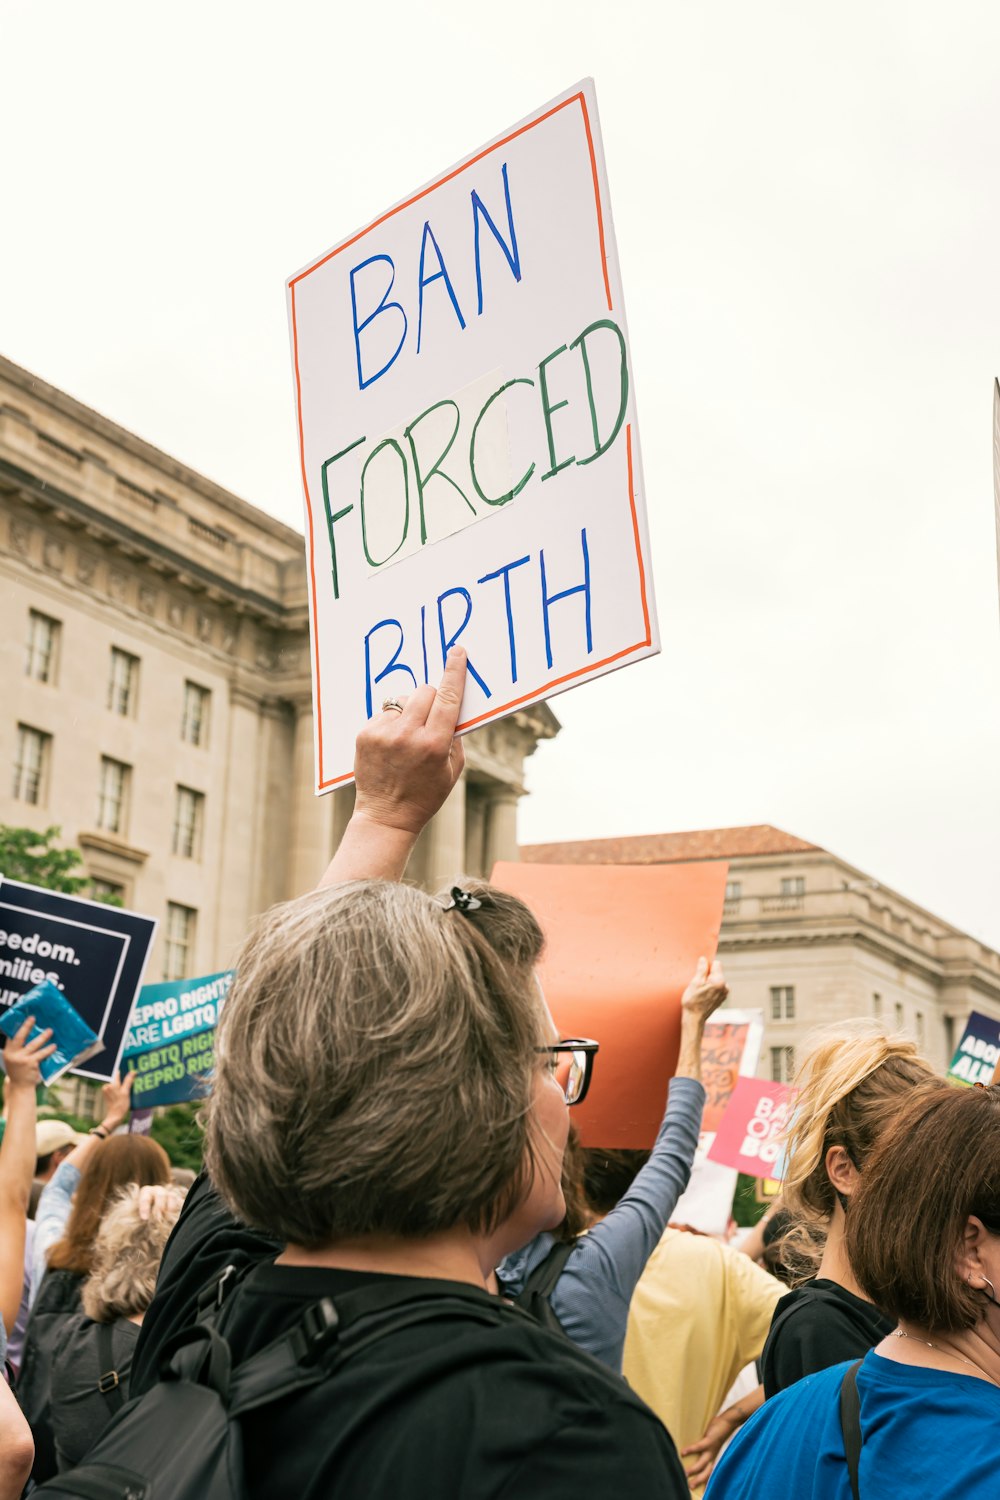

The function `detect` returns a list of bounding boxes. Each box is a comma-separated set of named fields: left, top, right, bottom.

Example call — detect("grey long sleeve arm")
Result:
left=549, top=1074, right=706, bottom=1372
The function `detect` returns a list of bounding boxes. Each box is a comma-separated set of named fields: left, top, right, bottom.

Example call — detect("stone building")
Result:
left=0, top=353, right=558, bottom=1028
left=521, top=825, right=1000, bottom=1077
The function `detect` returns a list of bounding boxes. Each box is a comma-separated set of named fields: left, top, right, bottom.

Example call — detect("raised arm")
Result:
left=0, top=1017, right=56, bottom=1331
left=30, top=1068, right=133, bottom=1303
left=549, top=960, right=729, bottom=1370
left=675, top=956, right=729, bottom=1084
left=318, top=647, right=468, bottom=888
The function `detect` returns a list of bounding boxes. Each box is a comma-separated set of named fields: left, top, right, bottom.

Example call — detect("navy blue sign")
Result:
left=0, top=879, right=157, bottom=1082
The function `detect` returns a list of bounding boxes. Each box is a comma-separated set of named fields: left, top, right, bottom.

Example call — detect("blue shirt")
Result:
left=706, top=1350, right=1000, bottom=1500
left=30, top=1159, right=81, bottom=1308
left=498, top=1075, right=705, bottom=1372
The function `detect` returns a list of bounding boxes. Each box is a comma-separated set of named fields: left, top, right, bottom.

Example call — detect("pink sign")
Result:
left=707, top=1076, right=793, bottom=1180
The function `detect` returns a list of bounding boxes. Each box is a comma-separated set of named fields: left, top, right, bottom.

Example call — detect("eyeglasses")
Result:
left=535, top=1039, right=599, bottom=1106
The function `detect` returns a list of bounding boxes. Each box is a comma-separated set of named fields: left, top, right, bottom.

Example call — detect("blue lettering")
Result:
left=364, top=620, right=418, bottom=718
left=417, top=222, right=466, bottom=354
left=477, top=555, right=530, bottom=682
left=437, top=588, right=491, bottom=697
left=350, top=254, right=408, bottom=391
left=472, top=162, right=522, bottom=316
left=540, top=528, right=592, bottom=669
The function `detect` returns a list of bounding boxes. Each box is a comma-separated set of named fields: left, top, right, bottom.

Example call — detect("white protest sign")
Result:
left=993, top=378, right=1000, bottom=620
left=287, top=79, right=659, bottom=791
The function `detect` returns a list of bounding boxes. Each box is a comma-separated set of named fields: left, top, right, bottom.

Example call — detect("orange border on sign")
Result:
left=289, top=90, right=651, bottom=789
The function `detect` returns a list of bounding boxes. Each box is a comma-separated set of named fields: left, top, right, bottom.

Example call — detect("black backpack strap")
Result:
left=517, top=1239, right=577, bottom=1302
left=95, top=1323, right=126, bottom=1417
left=226, top=1284, right=529, bottom=1419
left=839, top=1360, right=864, bottom=1500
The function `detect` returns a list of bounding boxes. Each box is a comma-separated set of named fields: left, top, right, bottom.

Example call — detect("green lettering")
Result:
left=469, top=378, right=536, bottom=506
left=404, top=398, right=476, bottom=544
left=320, top=437, right=365, bottom=599
left=571, top=318, right=629, bottom=465
left=538, top=345, right=575, bottom=481
left=359, top=438, right=410, bottom=568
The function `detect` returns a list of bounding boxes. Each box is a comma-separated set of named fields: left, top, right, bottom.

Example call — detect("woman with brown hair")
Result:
left=35, top=1134, right=171, bottom=1287
left=124, top=651, right=688, bottom=1499
left=707, top=1082, right=1000, bottom=1498
left=19, top=1102, right=170, bottom=1485
left=758, top=1019, right=940, bottom=1395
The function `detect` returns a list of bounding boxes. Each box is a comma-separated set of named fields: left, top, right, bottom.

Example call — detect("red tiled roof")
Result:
left=520, top=825, right=822, bottom=866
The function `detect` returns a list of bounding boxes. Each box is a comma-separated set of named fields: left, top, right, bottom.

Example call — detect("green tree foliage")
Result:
left=150, top=1103, right=204, bottom=1171
left=0, top=825, right=90, bottom=893
left=0, top=825, right=122, bottom=903
left=731, top=1172, right=773, bottom=1228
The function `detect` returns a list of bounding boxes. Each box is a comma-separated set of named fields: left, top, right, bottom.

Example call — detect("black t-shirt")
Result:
left=760, top=1277, right=895, bottom=1398
left=132, top=1175, right=687, bottom=1500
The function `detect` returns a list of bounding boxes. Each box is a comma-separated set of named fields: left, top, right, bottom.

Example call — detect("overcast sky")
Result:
left=3, top=1, right=999, bottom=945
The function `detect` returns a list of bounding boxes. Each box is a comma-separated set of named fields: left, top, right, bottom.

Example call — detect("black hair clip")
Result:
left=443, top=887, right=482, bottom=914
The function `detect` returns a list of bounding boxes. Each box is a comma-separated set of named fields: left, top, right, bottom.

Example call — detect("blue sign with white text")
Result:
left=122, top=970, right=233, bottom=1108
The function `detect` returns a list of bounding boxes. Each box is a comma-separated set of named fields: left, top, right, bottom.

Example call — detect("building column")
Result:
left=483, top=789, right=520, bottom=872
left=284, top=696, right=336, bottom=897
left=464, top=787, right=487, bottom=877
left=422, top=779, right=468, bottom=893
left=213, top=685, right=269, bottom=962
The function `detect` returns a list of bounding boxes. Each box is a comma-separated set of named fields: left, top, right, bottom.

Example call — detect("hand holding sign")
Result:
left=676, top=958, right=730, bottom=1083
left=354, top=646, right=468, bottom=834
left=2, top=1016, right=56, bottom=1090
left=321, top=649, right=469, bottom=886
left=99, top=1069, right=134, bottom=1134
left=680, top=958, right=729, bottom=1022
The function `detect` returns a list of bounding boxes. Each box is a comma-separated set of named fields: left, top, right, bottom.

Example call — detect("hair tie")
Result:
left=443, top=887, right=482, bottom=914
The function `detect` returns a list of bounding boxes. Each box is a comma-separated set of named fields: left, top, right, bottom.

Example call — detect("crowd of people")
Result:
left=0, top=646, right=995, bottom=1497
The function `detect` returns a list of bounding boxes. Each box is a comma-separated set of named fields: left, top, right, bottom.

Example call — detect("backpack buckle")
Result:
left=98, top=1369, right=120, bottom=1394
left=196, top=1263, right=239, bottom=1320
left=215, top=1265, right=238, bottom=1307
left=297, top=1298, right=339, bottom=1363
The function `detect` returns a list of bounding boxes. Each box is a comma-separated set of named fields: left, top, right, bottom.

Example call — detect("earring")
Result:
left=983, top=1277, right=997, bottom=1299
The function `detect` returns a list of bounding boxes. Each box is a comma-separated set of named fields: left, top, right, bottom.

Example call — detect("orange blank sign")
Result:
left=491, top=860, right=729, bottom=1147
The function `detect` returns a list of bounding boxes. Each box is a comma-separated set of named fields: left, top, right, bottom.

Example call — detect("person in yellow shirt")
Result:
left=622, top=1225, right=781, bottom=1490
left=583, top=1150, right=782, bottom=1489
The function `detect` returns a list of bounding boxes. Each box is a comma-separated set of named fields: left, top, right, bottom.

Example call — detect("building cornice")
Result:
left=3, top=459, right=308, bottom=629
left=0, top=354, right=303, bottom=551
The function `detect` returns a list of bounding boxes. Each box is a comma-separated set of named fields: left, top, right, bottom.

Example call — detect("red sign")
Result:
left=707, top=1076, right=793, bottom=1179
left=491, top=859, right=728, bottom=1147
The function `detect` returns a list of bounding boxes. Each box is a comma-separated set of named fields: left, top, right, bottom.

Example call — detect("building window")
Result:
left=163, top=903, right=196, bottom=980
left=55, top=1075, right=102, bottom=1121
left=894, top=1001, right=905, bottom=1031
left=172, top=786, right=204, bottom=859
left=90, top=877, right=125, bottom=906
left=915, top=1011, right=925, bottom=1048
left=97, top=757, right=130, bottom=834
left=12, top=725, right=49, bottom=805
left=780, top=877, right=805, bottom=899
left=872, top=992, right=882, bottom=1019
left=725, top=880, right=742, bottom=903
left=107, top=648, right=139, bottom=717
left=25, top=611, right=60, bottom=683
left=770, top=1046, right=796, bottom=1084
left=770, top=985, right=795, bottom=1021
left=181, top=681, right=211, bottom=747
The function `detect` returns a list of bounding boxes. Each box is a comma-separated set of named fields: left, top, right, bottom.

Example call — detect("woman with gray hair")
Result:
left=128, top=651, right=687, bottom=1499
